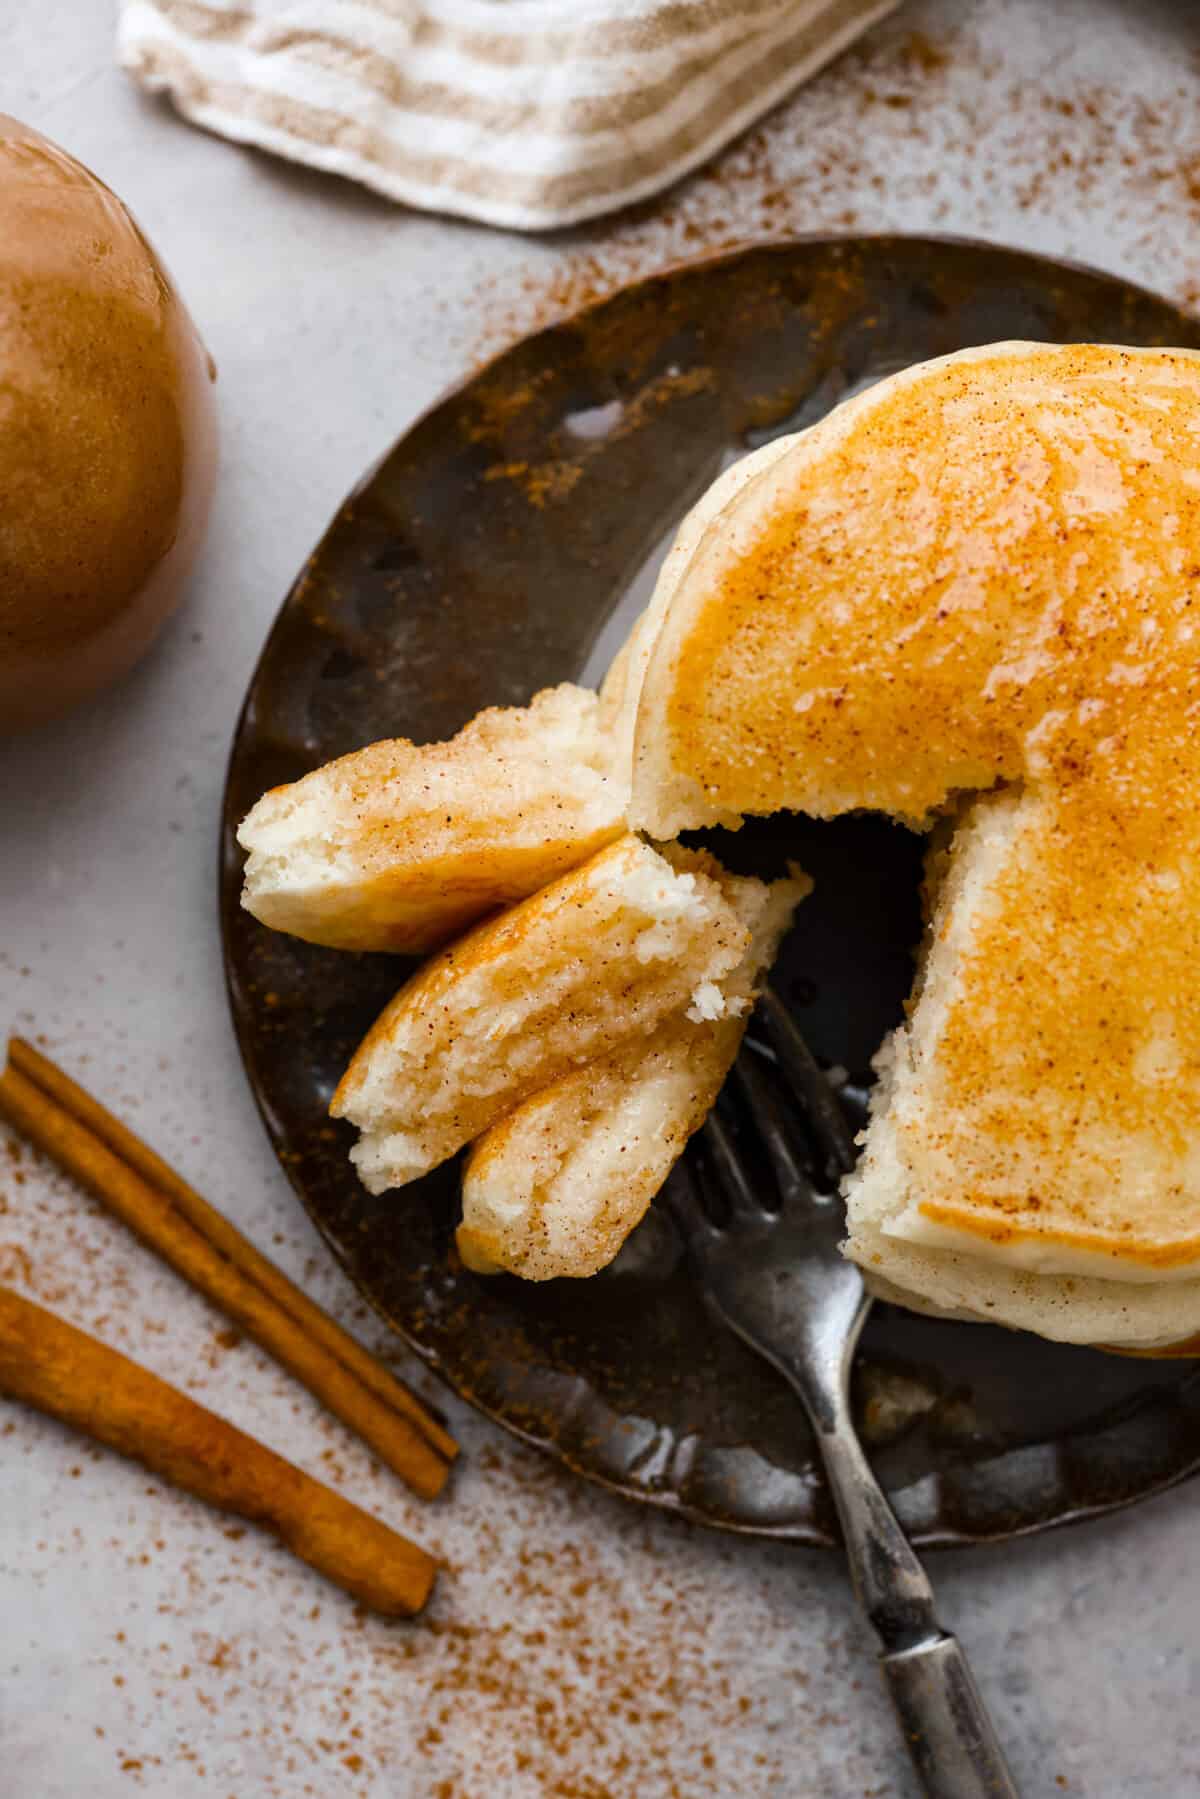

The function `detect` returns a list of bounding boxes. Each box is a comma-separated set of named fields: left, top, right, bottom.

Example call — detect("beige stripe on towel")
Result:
left=118, top=0, right=898, bottom=230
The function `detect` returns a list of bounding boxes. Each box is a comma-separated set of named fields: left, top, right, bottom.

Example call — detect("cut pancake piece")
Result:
left=845, top=787, right=1200, bottom=1352
left=237, top=683, right=628, bottom=954
left=332, top=833, right=752, bottom=1193
left=849, top=783, right=1200, bottom=1281
left=624, top=340, right=1200, bottom=1343
left=457, top=867, right=808, bottom=1280
left=845, top=783, right=1200, bottom=1348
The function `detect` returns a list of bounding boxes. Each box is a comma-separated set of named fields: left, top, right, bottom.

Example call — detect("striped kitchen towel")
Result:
left=118, top=0, right=898, bottom=232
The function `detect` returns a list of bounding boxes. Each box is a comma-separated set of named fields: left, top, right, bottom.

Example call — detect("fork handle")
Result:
left=880, top=1632, right=1017, bottom=1799
left=814, top=1419, right=1020, bottom=1799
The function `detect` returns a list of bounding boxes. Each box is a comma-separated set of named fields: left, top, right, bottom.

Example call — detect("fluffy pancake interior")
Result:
left=457, top=867, right=807, bottom=1279
left=238, top=682, right=627, bottom=953
left=332, top=832, right=751, bottom=1191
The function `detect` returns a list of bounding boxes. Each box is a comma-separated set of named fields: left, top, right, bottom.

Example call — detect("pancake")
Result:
left=626, top=342, right=1200, bottom=1347
left=457, top=867, right=807, bottom=1280
left=332, top=832, right=751, bottom=1192
left=598, top=435, right=795, bottom=789
left=238, top=683, right=626, bottom=953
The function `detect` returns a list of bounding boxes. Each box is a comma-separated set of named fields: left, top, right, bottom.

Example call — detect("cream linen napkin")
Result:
left=118, top=0, right=898, bottom=231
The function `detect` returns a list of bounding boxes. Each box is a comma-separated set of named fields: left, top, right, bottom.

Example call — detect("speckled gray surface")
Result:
left=3, top=3, right=1200, bottom=1795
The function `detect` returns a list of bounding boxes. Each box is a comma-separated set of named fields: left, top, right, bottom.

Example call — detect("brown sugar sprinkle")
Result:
left=468, top=14, right=1200, bottom=371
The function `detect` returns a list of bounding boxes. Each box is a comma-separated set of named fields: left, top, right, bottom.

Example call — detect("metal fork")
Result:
left=668, top=986, right=1019, bottom=1799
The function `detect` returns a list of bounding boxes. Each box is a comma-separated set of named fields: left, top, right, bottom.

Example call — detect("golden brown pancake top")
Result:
left=647, top=344, right=1200, bottom=1267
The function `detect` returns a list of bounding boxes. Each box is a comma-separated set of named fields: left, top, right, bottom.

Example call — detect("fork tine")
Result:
left=757, top=985, right=857, bottom=1177
left=700, top=1109, right=761, bottom=1220
left=730, top=1051, right=813, bottom=1208
left=661, top=1162, right=722, bottom=1247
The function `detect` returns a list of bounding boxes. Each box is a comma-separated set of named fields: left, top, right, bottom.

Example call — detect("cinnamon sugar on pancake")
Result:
left=627, top=342, right=1200, bottom=1348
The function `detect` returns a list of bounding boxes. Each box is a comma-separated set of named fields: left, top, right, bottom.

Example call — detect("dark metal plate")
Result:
left=221, top=236, right=1200, bottom=1546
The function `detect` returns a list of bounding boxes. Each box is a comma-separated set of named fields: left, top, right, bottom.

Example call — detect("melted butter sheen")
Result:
left=664, top=346, right=1200, bottom=1267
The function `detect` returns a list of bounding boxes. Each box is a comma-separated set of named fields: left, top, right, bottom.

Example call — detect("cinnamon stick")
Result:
left=7, top=1037, right=456, bottom=1464
left=0, top=1284, right=436, bottom=1617
left=0, top=1059, right=451, bottom=1501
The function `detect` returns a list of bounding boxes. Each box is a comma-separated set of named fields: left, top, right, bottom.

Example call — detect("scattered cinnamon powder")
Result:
left=4, top=11, right=1196, bottom=1792
left=1, top=1100, right=895, bottom=1794
left=467, top=15, right=1200, bottom=371
left=42, top=1428, right=901, bottom=1797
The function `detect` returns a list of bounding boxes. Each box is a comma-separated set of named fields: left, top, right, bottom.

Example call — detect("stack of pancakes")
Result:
left=241, top=341, right=1200, bottom=1352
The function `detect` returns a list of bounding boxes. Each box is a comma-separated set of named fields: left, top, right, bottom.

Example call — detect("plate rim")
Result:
left=220, top=230, right=1200, bottom=1550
